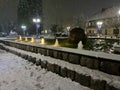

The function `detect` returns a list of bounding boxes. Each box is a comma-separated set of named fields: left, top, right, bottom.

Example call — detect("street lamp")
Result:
left=33, top=18, right=41, bottom=37
left=21, top=25, right=27, bottom=36
left=66, top=26, right=70, bottom=36
left=118, top=10, right=120, bottom=15
left=118, top=10, right=120, bottom=44
left=96, top=21, right=103, bottom=37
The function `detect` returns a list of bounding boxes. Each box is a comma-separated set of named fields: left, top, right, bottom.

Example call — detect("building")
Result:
left=86, top=5, right=120, bottom=37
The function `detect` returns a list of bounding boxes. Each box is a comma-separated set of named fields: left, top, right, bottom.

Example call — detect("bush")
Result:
left=68, top=27, right=87, bottom=45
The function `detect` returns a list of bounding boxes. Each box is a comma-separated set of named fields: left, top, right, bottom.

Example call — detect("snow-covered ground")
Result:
left=0, top=49, right=91, bottom=90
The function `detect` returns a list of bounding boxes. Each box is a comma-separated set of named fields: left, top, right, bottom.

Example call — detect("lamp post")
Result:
left=66, top=26, right=70, bottom=36
left=33, top=18, right=41, bottom=37
left=21, top=25, right=27, bottom=36
left=118, top=10, right=120, bottom=15
left=96, top=21, right=103, bottom=37
left=118, top=10, right=120, bottom=44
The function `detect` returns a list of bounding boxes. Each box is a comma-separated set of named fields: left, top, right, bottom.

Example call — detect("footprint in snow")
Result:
left=30, top=72, right=34, bottom=77
left=36, top=76, right=41, bottom=82
left=35, top=83, right=44, bottom=89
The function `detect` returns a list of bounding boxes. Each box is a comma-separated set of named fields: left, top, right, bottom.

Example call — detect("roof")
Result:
left=88, top=5, right=120, bottom=21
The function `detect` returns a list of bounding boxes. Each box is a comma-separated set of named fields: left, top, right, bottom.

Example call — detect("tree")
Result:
left=17, top=0, right=42, bottom=34
left=73, top=14, right=86, bottom=29
left=50, top=24, right=58, bottom=34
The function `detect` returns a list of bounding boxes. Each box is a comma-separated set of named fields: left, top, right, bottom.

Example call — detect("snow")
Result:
left=0, top=49, right=91, bottom=90
left=1, top=43, right=120, bottom=89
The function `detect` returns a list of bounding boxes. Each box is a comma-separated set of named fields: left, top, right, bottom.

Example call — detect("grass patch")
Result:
left=45, top=38, right=77, bottom=48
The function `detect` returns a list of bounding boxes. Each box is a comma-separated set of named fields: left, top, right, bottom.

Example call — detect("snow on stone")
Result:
left=0, top=49, right=91, bottom=90
left=1, top=43, right=120, bottom=88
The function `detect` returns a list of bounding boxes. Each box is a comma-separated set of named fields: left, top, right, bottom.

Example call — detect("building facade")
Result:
left=86, top=5, right=120, bottom=37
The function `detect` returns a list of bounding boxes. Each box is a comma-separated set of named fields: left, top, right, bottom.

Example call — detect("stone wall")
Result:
left=0, top=40, right=120, bottom=76
left=0, top=39, right=120, bottom=90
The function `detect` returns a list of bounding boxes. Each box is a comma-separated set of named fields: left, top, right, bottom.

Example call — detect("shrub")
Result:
left=68, top=27, right=87, bottom=45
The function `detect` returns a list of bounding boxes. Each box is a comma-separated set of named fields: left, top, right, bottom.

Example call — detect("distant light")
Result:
left=54, top=39, right=59, bottom=46
left=33, top=19, right=36, bottom=22
left=33, top=18, right=41, bottom=23
left=37, top=19, right=40, bottom=22
left=67, top=26, right=70, bottom=30
left=96, top=21, right=103, bottom=29
left=45, top=30, right=48, bottom=33
left=21, top=25, right=26, bottom=29
left=118, top=10, right=120, bottom=15
left=96, top=21, right=103, bottom=26
left=31, top=37, right=35, bottom=43
left=19, top=36, right=22, bottom=41
left=41, top=38, right=45, bottom=44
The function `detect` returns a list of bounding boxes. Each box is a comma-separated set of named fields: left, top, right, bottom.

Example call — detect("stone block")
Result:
left=80, top=56, right=99, bottom=69
left=69, top=54, right=80, bottom=64
left=80, top=56, right=87, bottom=66
left=54, top=64, right=61, bottom=74
left=105, top=82, right=120, bottom=90
left=90, top=79, right=106, bottom=90
left=28, top=56, right=32, bottom=61
left=47, top=63, right=55, bottom=72
left=75, top=73, right=91, bottom=87
left=41, top=48, right=47, bottom=55
left=46, top=49, right=50, bottom=56
left=100, top=60, right=120, bottom=75
left=49, top=50, right=53, bottom=57
left=41, top=61, right=47, bottom=69
left=86, top=58, right=99, bottom=69
left=37, top=48, right=41, bottom=54
left=60, top=67, right=67, bottom=77
left=62, top=52, right=69, bottom=61
left=57, top=52, right=62, bottom=59
left=53, top=50, right=58, bottom=58
left=67, top=69, right=75, bottom=81
left=30, top=57, right=36, bottom=64
left=36, top=59, right=41, bottom=66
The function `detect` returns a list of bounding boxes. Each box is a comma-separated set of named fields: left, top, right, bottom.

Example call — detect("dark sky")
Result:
left=43, top=0, right=120, bottom=29
left=0, top=0, right=120, bottom=30
left=0, top=0, right=18, bottom=24
left=43, top=0, right=120, bottom=17
left=77, top=0, right=120, bottom=15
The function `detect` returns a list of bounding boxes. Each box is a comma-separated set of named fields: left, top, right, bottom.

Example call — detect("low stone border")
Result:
left=0, top=44, right=120, bottom=90
left=0, top=40, right=120, bottom=76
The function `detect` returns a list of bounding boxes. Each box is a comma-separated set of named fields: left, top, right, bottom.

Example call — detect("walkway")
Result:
left=0, top=49, right=91, bottom=90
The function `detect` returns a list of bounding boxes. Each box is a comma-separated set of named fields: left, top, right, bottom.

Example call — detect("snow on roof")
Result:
left=88, top=5, right=120, bottom=21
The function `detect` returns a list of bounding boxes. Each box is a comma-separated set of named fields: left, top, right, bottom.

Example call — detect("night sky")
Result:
left=43, top=0, right=120, bottom=17
left=0, top=0, right=120, bottom=30
left=43, top=0, right=120, bottom=29
left=0, top=0, right=18, bottom=24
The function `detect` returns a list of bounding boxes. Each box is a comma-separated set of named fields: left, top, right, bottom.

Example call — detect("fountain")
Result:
left=77, top=41, right=83, bottom=49
left=54, top=39, right=59, bottom=46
